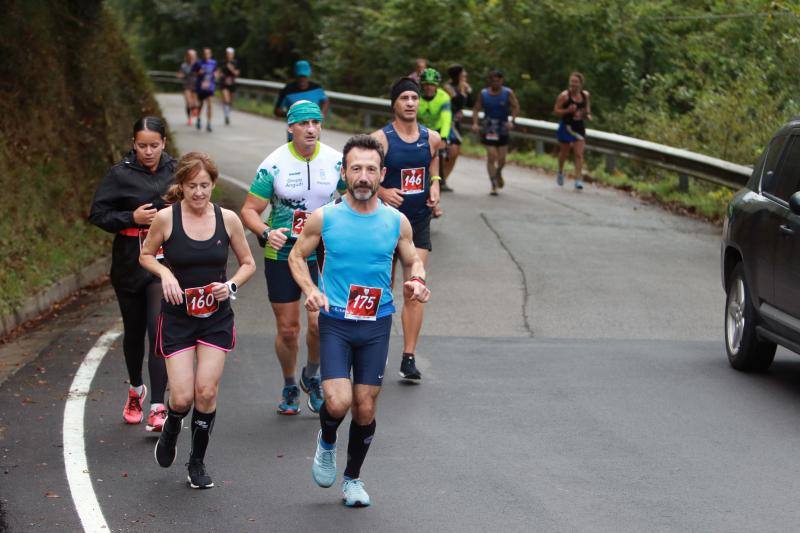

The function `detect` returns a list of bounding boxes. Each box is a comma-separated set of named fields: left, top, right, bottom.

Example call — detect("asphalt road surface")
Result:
left=3, top=95, right=800, bottom=532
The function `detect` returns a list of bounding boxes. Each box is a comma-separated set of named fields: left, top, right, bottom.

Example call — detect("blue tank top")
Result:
left=319, top=199, right=401, bottom=320
left=381, top=123, right=433, bottom=222
left=481, top=87, right=511, bottom=121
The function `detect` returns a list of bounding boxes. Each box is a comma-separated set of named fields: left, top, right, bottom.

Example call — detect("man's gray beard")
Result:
left=350, top=186, right=376, bottom=201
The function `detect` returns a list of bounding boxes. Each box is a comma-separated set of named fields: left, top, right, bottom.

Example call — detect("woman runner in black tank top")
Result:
left=140, top=152, right=255, bottom=490
left=554, top=71, right=592, bottom=190
left=162, top=202, right=231, bottom=316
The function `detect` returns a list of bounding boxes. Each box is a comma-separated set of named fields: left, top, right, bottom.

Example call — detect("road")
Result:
left=3, top=95, right=800, bottom=532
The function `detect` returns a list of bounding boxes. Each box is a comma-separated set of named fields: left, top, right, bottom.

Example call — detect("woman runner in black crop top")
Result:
left=140, top=151, right=255, bottom=490
left=554, top=71, right=592, bottom=190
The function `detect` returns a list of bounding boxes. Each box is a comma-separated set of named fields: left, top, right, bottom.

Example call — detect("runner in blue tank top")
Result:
left=289, top=134, right=430, bottom=507
left=472, top=69, right=520, bottom=195
left=371, top=77, right=443, bottom=382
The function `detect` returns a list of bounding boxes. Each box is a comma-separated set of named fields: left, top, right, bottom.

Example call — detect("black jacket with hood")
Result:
left=89, top=150, right=177, bottom=293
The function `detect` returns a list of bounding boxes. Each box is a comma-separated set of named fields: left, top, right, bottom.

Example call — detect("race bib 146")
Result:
left=401, top=167, right=425, bottom=195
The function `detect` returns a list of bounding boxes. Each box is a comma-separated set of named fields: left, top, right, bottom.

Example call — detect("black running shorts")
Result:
left=156, top=305, right=235, bottom=358
left=264, top=257, right=318, bottom=303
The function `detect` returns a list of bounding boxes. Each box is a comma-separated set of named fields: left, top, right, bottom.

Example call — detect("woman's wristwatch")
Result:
left=225, top=280, right=238, bottom=300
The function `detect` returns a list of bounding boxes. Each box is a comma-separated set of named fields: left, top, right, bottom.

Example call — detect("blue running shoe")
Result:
left=574, top=179, right=584, bottom=190
left=277, top=385, right=300, bottom=415
left=312, top=430, right=337, bottom=488
left=342, top=478, right=370, bottom=507
left=299, top=368, right=324, bottom=413
left=556, top=172, right=565, bottom=186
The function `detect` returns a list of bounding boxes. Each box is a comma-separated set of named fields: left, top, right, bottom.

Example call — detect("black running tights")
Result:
left=114, top=280, right=167, bottom=403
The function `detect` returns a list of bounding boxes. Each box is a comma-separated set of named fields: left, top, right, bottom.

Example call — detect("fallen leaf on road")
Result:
left=121, top=472, right=128, bottom=478
left=44, top=492, right=59, bottom=498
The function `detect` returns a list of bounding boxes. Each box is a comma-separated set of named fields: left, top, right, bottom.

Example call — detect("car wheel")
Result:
left=725, top=263, right=776, bottom=372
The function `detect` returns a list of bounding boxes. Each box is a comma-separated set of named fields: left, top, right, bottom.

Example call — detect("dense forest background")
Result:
left=111, top=0, right=799, bottom=165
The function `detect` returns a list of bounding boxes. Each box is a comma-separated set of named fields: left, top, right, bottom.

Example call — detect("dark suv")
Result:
left=722, top=119, right=800, bottom=371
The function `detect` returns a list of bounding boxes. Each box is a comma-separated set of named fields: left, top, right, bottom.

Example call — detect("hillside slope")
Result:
left=0, top=1, right=164, bottom=315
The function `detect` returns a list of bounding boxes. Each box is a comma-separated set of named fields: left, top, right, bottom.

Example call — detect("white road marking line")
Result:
left=63, top=324, right=123, bottom=532
left=220, top=173, right=250, bottom=191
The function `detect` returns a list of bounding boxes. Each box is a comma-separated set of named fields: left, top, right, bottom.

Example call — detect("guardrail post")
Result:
left=363, top=112, right=372, bottom=130
left=678, top=174, right=690, bottom=192
left=605, top=155, right=616, bottom=174
left=535, top=140, right=544, bottom=155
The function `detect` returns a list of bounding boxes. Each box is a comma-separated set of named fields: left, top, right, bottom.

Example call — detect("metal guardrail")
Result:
left=150, top=70, right=753, bottom=189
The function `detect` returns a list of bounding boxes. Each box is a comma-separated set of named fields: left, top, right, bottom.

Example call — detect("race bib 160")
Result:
left=184, top=284, right=219, bottom=318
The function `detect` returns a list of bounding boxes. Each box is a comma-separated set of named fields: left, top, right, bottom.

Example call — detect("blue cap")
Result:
left=294, top=60, right=311, bottom=77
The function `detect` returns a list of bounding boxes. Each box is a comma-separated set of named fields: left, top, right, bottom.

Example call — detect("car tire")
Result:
left=725, top=263, right=776, bottom=372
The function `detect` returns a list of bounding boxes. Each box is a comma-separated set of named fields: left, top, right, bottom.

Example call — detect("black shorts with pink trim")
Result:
left=156, top=302, right=235, bottom=358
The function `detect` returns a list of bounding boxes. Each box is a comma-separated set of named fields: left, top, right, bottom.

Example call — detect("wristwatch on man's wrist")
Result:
left=257, top=226, right=271, bottom=247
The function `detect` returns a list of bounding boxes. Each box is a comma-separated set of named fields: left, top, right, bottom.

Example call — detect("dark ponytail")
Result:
left=133, top=116, right=167, bottom=139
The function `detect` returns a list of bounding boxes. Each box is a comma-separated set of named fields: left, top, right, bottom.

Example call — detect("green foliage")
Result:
left=112, top=0, right=800, bottom=166
left=0, top=1, right=163, bottom=315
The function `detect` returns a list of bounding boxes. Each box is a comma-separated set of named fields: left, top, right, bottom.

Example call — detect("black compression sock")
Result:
left=402, top=353, right=414, bottom=359
left=319, top=402, right=344, bottom=445
left=165, top=405, right=189, bottom=434
left=344, top=419, right=376, bottom=479
left=189, top=409, right=216, bottom=462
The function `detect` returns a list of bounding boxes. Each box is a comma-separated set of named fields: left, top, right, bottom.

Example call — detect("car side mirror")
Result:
left=790, top=191, right=800, bottom=216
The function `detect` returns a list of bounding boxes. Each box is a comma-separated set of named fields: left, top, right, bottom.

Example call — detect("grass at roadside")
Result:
left=236, top=96, right=733, bottom=223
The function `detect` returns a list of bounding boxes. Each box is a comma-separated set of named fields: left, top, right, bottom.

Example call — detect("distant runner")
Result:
left=177, top=49, right=198, bottom=126
left=143, top=152, right=255, bottom=489
left=193, top=47, right=217, bottom=132
left=417, top=67, right=453, bottom=197
left=240, top=101, right=345, bottom=415
left=372, top=77, right=441, bottom=382
left=472, top=69, right=520, bottom=195
left=89, top=117, right=176, bottom=433
left=408, top=57, right=427, bottom=84
left=219, top=47, right=240, bottom=126
left=554, top=71, right=592, bottom=190
left=443, top=64, right=474, bottom=180
left=289, top=134, right=431, bottom=507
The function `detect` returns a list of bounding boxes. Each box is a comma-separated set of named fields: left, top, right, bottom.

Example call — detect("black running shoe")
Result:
left=399, top=356, right=422, bottom=381
left=187, top=460, right=214, bottom=489
left=440, top=179, right=454, bottom=192
left=154, top=426, right=180, bottom=468
left=225, top=116, right=230, bottom=125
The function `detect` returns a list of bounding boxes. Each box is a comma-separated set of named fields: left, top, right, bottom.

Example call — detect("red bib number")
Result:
left=401, top=167, right=425, bottom=195
left=345, top=285, right=382, bottom=321
left=184, top=284, right=219, bottom=318
left=291, top=209, right=311, bottom=238
left=138, top=228, right=164, bottom=260
left=485, top=131, right=500, bottom=141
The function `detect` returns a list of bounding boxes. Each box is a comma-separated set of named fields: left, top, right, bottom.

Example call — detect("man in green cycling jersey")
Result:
left=417, top=68, right=453, bottom=197
left=240, top=101, right=345, bottom=416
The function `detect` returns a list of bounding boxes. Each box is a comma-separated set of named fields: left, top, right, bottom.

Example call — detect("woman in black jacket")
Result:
left=89, top=116, right=176, bottom=432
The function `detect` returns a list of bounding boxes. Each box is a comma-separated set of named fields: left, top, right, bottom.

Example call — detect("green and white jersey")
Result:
left=249, top=141, right=344, bottom=260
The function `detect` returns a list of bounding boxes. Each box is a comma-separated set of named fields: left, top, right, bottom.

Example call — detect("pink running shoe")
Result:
left=146, top=405, right=167, bottom=432
left=123, top=385, right=147, bottom=424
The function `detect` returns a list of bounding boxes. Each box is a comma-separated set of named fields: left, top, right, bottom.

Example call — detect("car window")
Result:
left=761, top=134, right=788, bottom=194
left=767, top=136, right=800, bottom=202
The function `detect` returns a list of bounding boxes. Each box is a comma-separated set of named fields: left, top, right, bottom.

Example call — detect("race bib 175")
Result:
left=345, top=284, right=382, bottom=321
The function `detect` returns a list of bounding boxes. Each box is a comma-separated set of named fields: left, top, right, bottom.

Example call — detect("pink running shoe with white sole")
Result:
left=123, top=385, right=147, bottom=424
left=146, top=404, right=167, bottom=432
